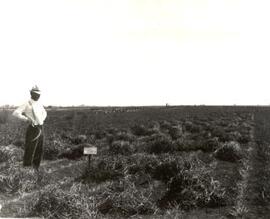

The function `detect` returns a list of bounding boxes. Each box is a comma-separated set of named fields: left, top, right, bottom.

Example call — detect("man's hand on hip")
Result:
left=22, top=112, right=34, bottom=125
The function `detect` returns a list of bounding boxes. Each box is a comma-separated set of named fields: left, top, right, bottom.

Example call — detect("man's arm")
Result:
left=12, top=104, right=29, bottom=122
left=42, top=106, right=47, bottom=122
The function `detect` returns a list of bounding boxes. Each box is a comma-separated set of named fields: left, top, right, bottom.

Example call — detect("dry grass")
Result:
left=0, top=163, right=39, bottom=194
left=25, top=183, right=99, bottom=218
left=0, top=106, right=258, bottom=218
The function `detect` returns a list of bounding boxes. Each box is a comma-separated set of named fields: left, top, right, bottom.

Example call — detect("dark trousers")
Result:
left=23, top=125, right=44, bottom=169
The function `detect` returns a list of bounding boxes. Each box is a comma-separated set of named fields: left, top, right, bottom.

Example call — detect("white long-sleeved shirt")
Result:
left=13, top=99, right=47, bottom=125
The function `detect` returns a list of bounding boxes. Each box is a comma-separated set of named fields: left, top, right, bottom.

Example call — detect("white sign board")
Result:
left=84, top=146, right=97, bottom=155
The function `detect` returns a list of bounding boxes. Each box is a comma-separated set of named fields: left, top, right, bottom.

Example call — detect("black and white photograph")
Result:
left=0, top=0, right=270, bottom=218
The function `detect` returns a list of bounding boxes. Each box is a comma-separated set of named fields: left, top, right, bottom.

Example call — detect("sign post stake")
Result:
left=88, top=154, right=92, bottom=168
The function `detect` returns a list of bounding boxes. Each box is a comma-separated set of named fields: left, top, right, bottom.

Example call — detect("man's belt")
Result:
left=32, top=124, right=43, bottom=128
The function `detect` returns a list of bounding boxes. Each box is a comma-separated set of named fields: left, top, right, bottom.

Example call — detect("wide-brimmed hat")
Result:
left=30, top=85, right=41, bottom=94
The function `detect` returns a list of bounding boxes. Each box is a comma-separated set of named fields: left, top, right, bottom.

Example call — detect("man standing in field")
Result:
left=13, top=86, right=47, bottom=171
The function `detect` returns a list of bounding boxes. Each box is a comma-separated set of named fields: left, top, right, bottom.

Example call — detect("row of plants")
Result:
left=23, top=154, right=226, bottom=218
left=49, top=114, right=252, bottom=162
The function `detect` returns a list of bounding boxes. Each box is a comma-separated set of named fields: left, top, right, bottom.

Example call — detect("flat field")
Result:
left=0, top=106, right=270, bottom=218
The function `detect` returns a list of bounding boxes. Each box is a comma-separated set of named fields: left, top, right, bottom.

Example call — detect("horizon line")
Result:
left=2, top=104, right=270, bottom=109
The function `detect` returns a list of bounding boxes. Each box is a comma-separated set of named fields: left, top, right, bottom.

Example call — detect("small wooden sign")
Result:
left=84, top=146, right=97, bottom=155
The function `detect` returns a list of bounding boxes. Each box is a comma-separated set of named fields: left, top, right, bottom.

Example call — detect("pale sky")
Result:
left=0, top=0, right=269, bottom=106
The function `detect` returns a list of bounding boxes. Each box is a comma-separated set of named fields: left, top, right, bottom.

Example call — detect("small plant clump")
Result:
left=184, top=121, right=202, bottom=133
left=109, top=140, right=135, bottom=155
left=80, top=157, right=125, bottom=183
left=27, top=183, right=98, bottom=218
left=168, top=125, right=183, bottom=140
left=43, top=141, right=61, bottom=160
left=98, top=177, right=158, bottom=217
left=0, top=163, right=39, bottom=194
left=131, top=124, right=155, bottom=136
left=214, top=141, right=243, bottom=162
left=158, top=157, right=226, bottom=210
left=145, top=133, right=176, bottom=154
left=71, top=134, right=87, bottom=144
left=0, top=145, right=23, bottom=163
